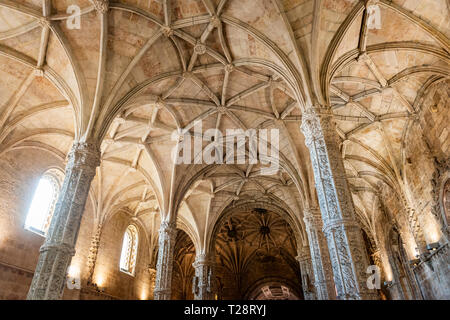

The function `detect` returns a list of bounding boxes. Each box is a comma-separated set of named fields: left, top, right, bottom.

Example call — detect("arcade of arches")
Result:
left=0, top=0, right=448, bottom=300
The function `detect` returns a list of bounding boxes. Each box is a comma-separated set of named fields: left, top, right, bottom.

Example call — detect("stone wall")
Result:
left=90, top=211, right=152, bottom=300
left=419, top=80, right=450, bottom=161
left=373, top=80, right=450, bottom=300
left=0, top=148, right=152, bottom=300
left=0, top=149, right=94, bottom=299
left=413, top=244, right=450, bottom=300
left=406, top=81, right=450, bottom=300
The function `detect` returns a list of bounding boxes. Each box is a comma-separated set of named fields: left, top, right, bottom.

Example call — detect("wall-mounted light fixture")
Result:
left=95, top=283, right=105, bottom=293
left=66, top=265, right=81, bottom=290
left=86, top=281, right=105, bottom=293
left=409, top=259, right=420, bottom=267
left=426, top=242, right=440, bottom=252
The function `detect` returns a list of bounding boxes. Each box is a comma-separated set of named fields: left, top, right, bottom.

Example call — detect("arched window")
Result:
left=24, top=168, right=64, bottom=236
left=120, top=225, right=139, bottom=275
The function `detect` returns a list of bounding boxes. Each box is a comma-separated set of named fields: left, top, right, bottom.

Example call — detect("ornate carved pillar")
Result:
left=295, top=246, right=317, bottom=300
left=303, top=208, right=336, bottom=299
left=148, top=267, right=157, bottom=299
left=301, top=107, right=377, bottom=300
left=86, top=223, right=103, bottom=284
left=27, top=142, right=100, bottom=300
left=154, top=221, right=177, bottom=300
left=192, top=254, right=216, bottom=300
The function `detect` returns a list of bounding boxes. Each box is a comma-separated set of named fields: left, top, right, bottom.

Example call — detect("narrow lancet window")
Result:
left=24, top=168, right=63, bottom=236
left=120, top=225, right=139, bottom=275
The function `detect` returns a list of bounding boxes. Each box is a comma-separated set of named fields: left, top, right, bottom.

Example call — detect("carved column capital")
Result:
left=303, top=207, right=323, bottom=230
left=68, top=142, right=101, bottom=171
left=300, top=107, right=334, bottom=147
left=296, top=246, right=311, bottom=263
left=295, top=246, right=317, bottom=300
left=193, top=253, right=215, bottom=268
left=159, top=221, right=177, bottom=238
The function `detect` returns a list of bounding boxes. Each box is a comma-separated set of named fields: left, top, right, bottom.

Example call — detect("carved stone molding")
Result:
left=301, top=109, right=378, bottom=300
left=27, top=142, right=100, bottom=300
left=154, top=221, right=177, bottom=300
left=192, top=254, right=216, bottom=300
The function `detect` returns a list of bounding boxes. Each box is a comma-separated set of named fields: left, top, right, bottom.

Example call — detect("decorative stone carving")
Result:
left=217, top=106, right=227, bottom=114
left=183, top=71, right=193, bottom=79
left=301, top=107, right=377, bottom=300
left=34, top=68, right=45, bottom=78
left=194, top=43, right=207, bottom=55
left=295, top=246, right=317, bottom=300
left=225, top=64, right=234, bottom=73
left=161, top=26, right=174, bottom=38
left=303, top=208, right=336, bottom=299
left=86, top=223, right=103, bottom=284
left=210, top=16, right=221, bottom=28
left=192, top=254, right=216, bottom=300
left=90, top=0, right=109, bottom=14
left=27, top=142, right=101, bottom=300
left=148, top=267, right=157, bottom=298
left=154, top=221, right=177, bottom=300
left=405, top=206, right=427, bottom=255
left=38, top=18, right=51, bottom=29
left=431, top=157, right=450, bottom=241
left=149, top=267, right=157, bottom=283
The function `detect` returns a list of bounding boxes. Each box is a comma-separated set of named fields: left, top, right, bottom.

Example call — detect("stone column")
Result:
left=154, top=221, right=177, bottom=300
left=301, top=107, right=377, bottom=300
left=295, top=246, right=317, bottom=300
left=27, top=142, right=100, bottom=300
left=303, top=208, right=336, bottom=299
left=192, top=254, right=216, bottom=300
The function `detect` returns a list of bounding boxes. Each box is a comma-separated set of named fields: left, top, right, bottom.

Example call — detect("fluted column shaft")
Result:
left=303, top=208, right=336, bottom=299
left=192, top=254, right=216, bottom=300
left=154, top=221, right=177, bottom=300
left=27, top=142, right=100, bottom=300
left=301, top=107, right=377, bottom=300
left=296, top=246, right=317, bottom=300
